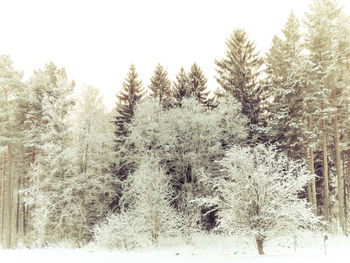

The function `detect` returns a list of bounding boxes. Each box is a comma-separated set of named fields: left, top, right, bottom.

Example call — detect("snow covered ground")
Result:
left=1, top=232, right=349, bottom=263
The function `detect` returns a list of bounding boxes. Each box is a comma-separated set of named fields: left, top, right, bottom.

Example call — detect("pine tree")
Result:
left=114, top=65, right=145, bottom=182
left=336, top=15, right=350, bottom=229
left=172, top=67, right=191, bottom=107
left=215, top=28, right=264, bottom=141
left=304, top=0, right=344, bottom=225
left=0, top=55, right=24, bottom=248
left=115, top=64, right=145, bottom=140
left=148, top=64, right=172, bottom=108
left=265, top=12, right=318, bottom=211
left=187, top=63, right=209, bottom=105
left=330, top=6, right=350, bottom=233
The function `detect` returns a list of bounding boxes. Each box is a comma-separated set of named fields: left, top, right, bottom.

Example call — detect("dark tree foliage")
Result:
left=172, top=67, right=191, bottom=107
left=113, top=64, right=145, bottom=184
left=115, top=64, right=145, bottom=140
left=187, top=63, right=210, bottom=106
left=173, top=64, right=210, bottom=107
left=148, top=63, right=172, bottom=108
left=215, top=29, right=265, bottom=141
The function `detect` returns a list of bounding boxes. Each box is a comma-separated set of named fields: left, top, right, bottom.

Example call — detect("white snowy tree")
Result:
left=60, top=85, right=117, bottom=244
left=195, top=144, right=321, bottom=255
left=125, top=98, right=248, bottom=231
left=25, top=63, right=75, bottom=245
left=94, top=156, right=180, bottom=249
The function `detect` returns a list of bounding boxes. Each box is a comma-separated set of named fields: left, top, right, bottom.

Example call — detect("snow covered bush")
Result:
left=195, top=144, right=321, bottom=255
left=93, top=212, right=151, bottom=250
left=94, top=156, right=181, bottom=249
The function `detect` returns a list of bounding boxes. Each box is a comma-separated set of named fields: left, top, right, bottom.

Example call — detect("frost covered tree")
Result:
left=61, top=85, right=117, bottom=244
left=148, top=63, right=172, bottom=108
left=265, top=12, right=318, bottom=210
left=126, top=98, right=248, bottom=230
left=196, top=144, right=321, bottom=255
left=25, top=62, right=75, bottom=245
left=304, top=0, right=349, bottom=228
left=329, top=8, right=350, bottom=233
left=215, top=29, right=264, bottom=142
left=0, top=55, right=24, bottom=248
left=265, top=11, right=305, bottom=158
left=94, top=157, right=180, bottom=249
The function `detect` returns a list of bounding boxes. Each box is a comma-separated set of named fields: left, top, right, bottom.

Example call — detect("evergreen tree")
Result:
left=187, top=63, right=210, bottom=105
left=331, top=9, right=350, bottom=234
left=0, top=55, right=24, bottom=248
left=172, top=67, right=191, bottom=107
left=115, top=64, right=145, bottom=140
left=304, top=0, right=343, bottom=224
left=148, top=64, right=172, bottom=108
left=336, top=15, right=350, bottom=229
left=215, top=28, right=264, bottom=141
left=265, top=11, right=314, bottom=180
left=114, top=65, right=145, bottom=182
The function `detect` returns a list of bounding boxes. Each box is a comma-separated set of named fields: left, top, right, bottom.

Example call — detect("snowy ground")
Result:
left=1, top=232, right=349, bottom=263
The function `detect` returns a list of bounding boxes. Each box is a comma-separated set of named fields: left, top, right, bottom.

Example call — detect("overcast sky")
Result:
left=1, top=0, right=349, bottom=109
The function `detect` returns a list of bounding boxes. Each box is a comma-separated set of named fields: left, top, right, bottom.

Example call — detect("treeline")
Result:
left=0, top=0, right=350, bottom=249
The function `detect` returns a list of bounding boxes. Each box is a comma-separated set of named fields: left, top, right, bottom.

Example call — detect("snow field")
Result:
left=1, top=232, right=349, bottom=263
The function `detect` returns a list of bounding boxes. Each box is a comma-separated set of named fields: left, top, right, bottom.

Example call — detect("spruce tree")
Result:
left=187, top=63, right=209, bottom=105
left=332, top=10, right=350, bottom=234
left=148, top=64, right=171, bottom=108
left=215, top=28, right=264, bottom=141
left=265, top=13, right=319, bottom=210
left=265, top=12, right=307, bottom=160
left=114, top=65, right=145, bottom=182
left=304, top=0, right=344, bottom=224
left=172, top=67, right=191, bottom=107
left=0, top=55, right=24, bottom=248
left=115, top=64, right=145, bottom=140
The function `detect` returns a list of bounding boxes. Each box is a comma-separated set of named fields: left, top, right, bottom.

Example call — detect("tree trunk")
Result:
left=4, top=143, right=13, bottom=248
left=15, top=177, right=20, bottom=243
left=342, top=155, right=348, bottom=225
left=307, top=115, right=317, bottom=214
left=333, top=114, right=345, bottom=233
left=306, top=151, right=313, bottom=202
left=309, top=149, right=317, bottom=214
left=1, top=153, right=5, bottom=243
left=256, top=237, right=265, bottom=255
left=332, top=86, right=346, bottom=233
left=321, top=117, right=329, bottom=222
left=3, top=87, right=13, bottom=248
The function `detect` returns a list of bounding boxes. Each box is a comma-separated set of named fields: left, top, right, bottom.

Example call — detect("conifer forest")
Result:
left=1, top=0, right=350, bottom=256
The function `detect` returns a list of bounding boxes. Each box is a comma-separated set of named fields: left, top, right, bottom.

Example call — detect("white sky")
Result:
left=1, top=0, right=349, bottom=109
